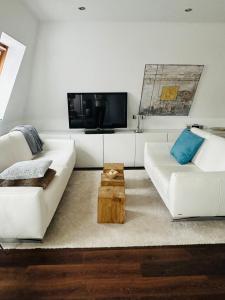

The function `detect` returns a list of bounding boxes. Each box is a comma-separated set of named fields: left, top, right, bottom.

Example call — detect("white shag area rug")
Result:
left=3, top=170, right=225, bottom=249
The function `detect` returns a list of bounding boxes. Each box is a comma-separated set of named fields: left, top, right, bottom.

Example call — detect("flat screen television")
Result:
left=67, top=92, right=127, bottom=133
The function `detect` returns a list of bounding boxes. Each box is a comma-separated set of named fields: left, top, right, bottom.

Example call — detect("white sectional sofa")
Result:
left=144, top=128, right=225, bottom=219
left=0, top=131, right=76, bottom=239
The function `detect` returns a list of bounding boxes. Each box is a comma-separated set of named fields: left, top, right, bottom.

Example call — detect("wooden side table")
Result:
left=98, top=163, right=126, bottom=224
left=98, top=186, right=125, bottom=224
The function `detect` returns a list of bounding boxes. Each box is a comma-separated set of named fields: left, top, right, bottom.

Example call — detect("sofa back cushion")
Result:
left=190, top=128, right=212, bottom=140
left=9, top=131, right=33, bottom=162
left=0, top=134, right=17, bottom=172
left=191, top=128, right=225, bottom=171
left=0, top=132, right=33, bottom=173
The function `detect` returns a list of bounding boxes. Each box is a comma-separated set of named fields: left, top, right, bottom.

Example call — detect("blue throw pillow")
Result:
left=170, top=129, right=204, bottom=165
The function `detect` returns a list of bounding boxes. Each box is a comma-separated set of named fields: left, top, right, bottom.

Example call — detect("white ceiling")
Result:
left=21, top=0, right=225, bottom=22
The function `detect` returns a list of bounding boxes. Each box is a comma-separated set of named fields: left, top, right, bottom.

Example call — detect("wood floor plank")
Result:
left=26, top=263, right=141, bottom=279
left=141, top=257, right=225, bottom=277
left=0, top=267, right=27, bottom=300
left=0, top=248, right=84, bottom=267
left=94, top=296, right=225, bottom=300
left=84, top=276, right=212, bottom=297
left=82, top=248, right=192, bottom=264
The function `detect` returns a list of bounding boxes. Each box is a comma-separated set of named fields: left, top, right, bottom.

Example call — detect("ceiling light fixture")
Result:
left=185, top=8, right=193, bottom=12
left=78, top=6, right=86, bottom=11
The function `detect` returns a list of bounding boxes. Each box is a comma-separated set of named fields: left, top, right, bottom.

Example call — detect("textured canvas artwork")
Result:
left=139, top=64, right=204, bottom=116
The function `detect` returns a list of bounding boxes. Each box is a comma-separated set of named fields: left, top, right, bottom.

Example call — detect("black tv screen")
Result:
left=67, top=92, right=127, bottom=129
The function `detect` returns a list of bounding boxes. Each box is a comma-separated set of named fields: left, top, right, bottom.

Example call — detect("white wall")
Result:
left=0, top=0, right=38, bottom=133
left=24, top=21, right=225, bottom=130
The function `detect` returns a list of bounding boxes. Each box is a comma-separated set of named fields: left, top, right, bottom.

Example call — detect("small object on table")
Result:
left=186, top=124, right=204, bottom=130
left=192, top=124, right=204, bottom=129
left=101, top=172, right=125, bottom=186
left=106, top=169, right=119, bottom=179
left=103, top=163, right=124, bottom=174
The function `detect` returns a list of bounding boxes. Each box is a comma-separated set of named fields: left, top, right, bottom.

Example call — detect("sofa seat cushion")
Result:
left=34, top=149, right=75, bottom=169
left=150, top=164, right=201, bottom=207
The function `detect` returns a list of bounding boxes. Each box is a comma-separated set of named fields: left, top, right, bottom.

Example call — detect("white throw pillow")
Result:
left=0, top=160, right=52, bottom=180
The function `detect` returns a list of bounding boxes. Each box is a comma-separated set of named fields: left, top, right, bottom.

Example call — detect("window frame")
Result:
left=0, top=32, right=26, bottom=120
left=0, top=42, right=8, bottom=74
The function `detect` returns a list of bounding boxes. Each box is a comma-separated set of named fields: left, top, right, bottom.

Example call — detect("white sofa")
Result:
left=144, top=128, right=225, bottom=219
left=0, top=131, right=76, bottom=239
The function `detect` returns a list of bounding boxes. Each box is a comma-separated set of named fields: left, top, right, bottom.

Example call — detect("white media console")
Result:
left=40, top=129, right=182, bottom=168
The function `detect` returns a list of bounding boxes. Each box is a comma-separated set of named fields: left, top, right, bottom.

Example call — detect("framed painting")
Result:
left=139, top=64, right=204, bottom=116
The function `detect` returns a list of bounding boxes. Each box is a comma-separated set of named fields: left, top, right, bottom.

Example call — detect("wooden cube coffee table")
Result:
left=98, top=186, right=125, bottom=224
left=98, top=163, right=126, bottom=224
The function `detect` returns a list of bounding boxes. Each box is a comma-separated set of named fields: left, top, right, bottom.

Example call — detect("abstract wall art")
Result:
left=139, top=64, right=204, bottom=116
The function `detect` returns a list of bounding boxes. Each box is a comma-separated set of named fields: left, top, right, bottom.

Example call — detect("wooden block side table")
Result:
left=98, top=186, right=126, bottom=224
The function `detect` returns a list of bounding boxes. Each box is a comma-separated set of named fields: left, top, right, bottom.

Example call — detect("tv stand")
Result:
left=85, top=128, right=115, bottom=134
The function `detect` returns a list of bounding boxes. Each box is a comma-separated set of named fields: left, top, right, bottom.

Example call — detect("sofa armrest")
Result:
left=169, top=171, right=225, bottom=218
left=0, top=187, right=47, bottom=239
left=43, top=138, right=75, bottom=151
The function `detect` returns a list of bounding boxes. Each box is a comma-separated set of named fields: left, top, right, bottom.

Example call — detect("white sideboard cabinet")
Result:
left=40, top=129, right=181, bottom=168
left=70, top=133, right=104, bottom=168
left=135, top=132, right=167, bottom=167
left=104, top=133, right=135, bottom=167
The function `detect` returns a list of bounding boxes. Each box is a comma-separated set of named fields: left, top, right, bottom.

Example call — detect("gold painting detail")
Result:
left=160, top=86, right=179, bottom=101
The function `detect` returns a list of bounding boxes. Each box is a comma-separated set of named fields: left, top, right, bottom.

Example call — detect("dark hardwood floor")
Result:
left=1, top=244, right=225, bottom=300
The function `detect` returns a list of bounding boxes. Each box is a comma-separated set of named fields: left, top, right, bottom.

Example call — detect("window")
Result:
left=0, top=33, right=26, bottom=119
left=0, top=43, right=8, bottom=74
